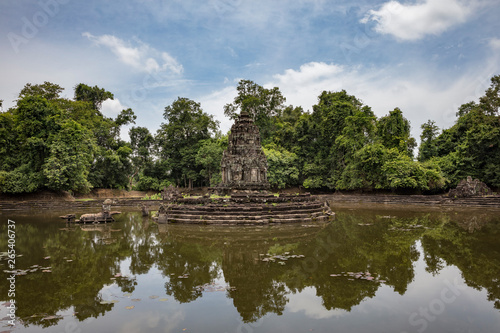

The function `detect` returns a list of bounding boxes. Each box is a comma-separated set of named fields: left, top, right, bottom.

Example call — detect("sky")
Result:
left=1, top=0, right=500, bottom=143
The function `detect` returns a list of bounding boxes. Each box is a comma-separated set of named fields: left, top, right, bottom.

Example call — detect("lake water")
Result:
left=1, top=205, right=500, bottom=333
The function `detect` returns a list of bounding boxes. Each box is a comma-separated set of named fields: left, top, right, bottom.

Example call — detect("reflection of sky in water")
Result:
left=287, top=287, right=348, bottom=319
left=279, top=240, right=500, bottom=333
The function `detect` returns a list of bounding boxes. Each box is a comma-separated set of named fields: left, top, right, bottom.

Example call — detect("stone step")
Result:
left=165, top=216, right=324, bottom=225
left=167, top=211, right=324, bottom=221
left=166, top=208, right=326, bottom=218
left=167, top=203, right=325, bottom=214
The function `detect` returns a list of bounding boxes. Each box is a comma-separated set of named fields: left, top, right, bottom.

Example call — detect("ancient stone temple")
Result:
left=219, top=111, right=269, bottom=191
left=154, top=110, right=334, bottom=225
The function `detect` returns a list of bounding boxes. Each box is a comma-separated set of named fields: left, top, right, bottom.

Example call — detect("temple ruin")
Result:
left=219, top=111, right=269, bottom=191
left=155, top=111, right=334, bottom=225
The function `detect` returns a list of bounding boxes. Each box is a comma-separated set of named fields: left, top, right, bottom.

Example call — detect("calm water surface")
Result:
left=1, top=205, right=500, bottom=333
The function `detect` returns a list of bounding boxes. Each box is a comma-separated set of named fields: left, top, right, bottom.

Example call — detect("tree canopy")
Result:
left=1, top=75, right=499, bottom=194
left=0, top=82, right=133, bottom=193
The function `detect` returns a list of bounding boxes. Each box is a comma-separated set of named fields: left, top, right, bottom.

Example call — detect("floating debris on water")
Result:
left=194, top=283, right=236, bottom=293
left=389, top=224, right=424, bottom=232
left=100, top=300, right=119, bottom=305
left=329, top=271, right=384, bottom=282
left=260, top=253, right=305, bottom=263
left=41, top=315, right=63, bottom=321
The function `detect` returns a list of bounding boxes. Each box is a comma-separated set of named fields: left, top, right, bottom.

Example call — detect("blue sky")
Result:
left=1, top=0, right=499, bottom=142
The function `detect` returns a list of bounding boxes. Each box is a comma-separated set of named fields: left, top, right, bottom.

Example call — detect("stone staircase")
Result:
left=158, top=200, right=333, bottom=225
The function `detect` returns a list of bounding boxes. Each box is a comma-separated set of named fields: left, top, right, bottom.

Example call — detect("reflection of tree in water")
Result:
left=421, top=211, right=500, bottom=309
left=155, top=224, right=222, bottom=303
left=223, top=244, right=289, bottom=322
left=160, top=242, right=220, bottom=303
left=128, top=214, right=162, bottom=275
left=3, top=208, right=499, bottom=329
left=0, top=213, right=143, bottom=327
left=159, top=216, right=427, bottom=321
left=289, top=212, right=425, bottom=311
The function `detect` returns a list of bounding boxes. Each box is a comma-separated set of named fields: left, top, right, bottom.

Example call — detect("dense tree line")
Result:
left=1, top=76, right=499, bottom=194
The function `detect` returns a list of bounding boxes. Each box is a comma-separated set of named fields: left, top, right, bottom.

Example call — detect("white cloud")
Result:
left=118, top=309, right=185, bottom=333
left=268, top=60, right=498, bottom=142
left=198, top=59, right=499, bottom=141
left=101, top=98, right=132, bottom=142
left=272, top=62, right=343, bottom=87
left=361, top=0, right=475, bottom=41
left=101, top=98, right=127, bottom=117
left=82, top=32, right=183, bottom=74
left=287, top=287, right=347, bottom=319
left=198, top=85, right=238, bottom=133
left=489, top=38, right=500, bottom=50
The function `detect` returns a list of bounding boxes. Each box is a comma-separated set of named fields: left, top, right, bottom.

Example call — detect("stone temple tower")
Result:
left=219, top=111, right=270, bottom=191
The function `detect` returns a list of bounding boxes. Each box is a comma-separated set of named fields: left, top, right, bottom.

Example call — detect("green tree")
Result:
left=2, top=95, right=62, bottom=193
left=303, top=90, right=369, bottom=189
left=156, top=97, right=219, bottom=188
left=263, top=144, right=300, bottom=189
left=43, top=120, right=95, bottom=192
left=336, top=143, right=395, bottom=190
left=0, top=82, right=135, bottom=193
left=337, top=144, right=445, bottom=192
left=418, top=120, right=440, bottom=162
left=268, top=105, right=305, bottom=150
left=74, top=83, right=114, bottom=111
left=223, top=80, right=285, bottom=143
left=195, top=136, right=227, bottom=186
left=382, top=153, right=432, bottom=191
left=432, top=76, right=500, bottom=188
left=18, top=81, right=64, bottom=101
left=479, top=74, right=500, bottom=115
left=376, top=107, right=416, bottom=157
left=128, top=126, right=155, bottom=188
left=70, top=84, right=135, bottom=189
left=335, top=106, right=376, bottom=164
left=0, top=111, right=17, bottom=171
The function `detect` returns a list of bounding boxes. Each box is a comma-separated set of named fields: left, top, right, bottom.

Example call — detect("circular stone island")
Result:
left=154, top=111, right=334, bottom=225
left=155, top=191, right=334, bottom=225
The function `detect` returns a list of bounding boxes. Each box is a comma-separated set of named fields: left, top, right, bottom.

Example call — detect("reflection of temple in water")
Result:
left=11, top=209, right=500, bottom=330
left=157, top=223, right=394, bottom=321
